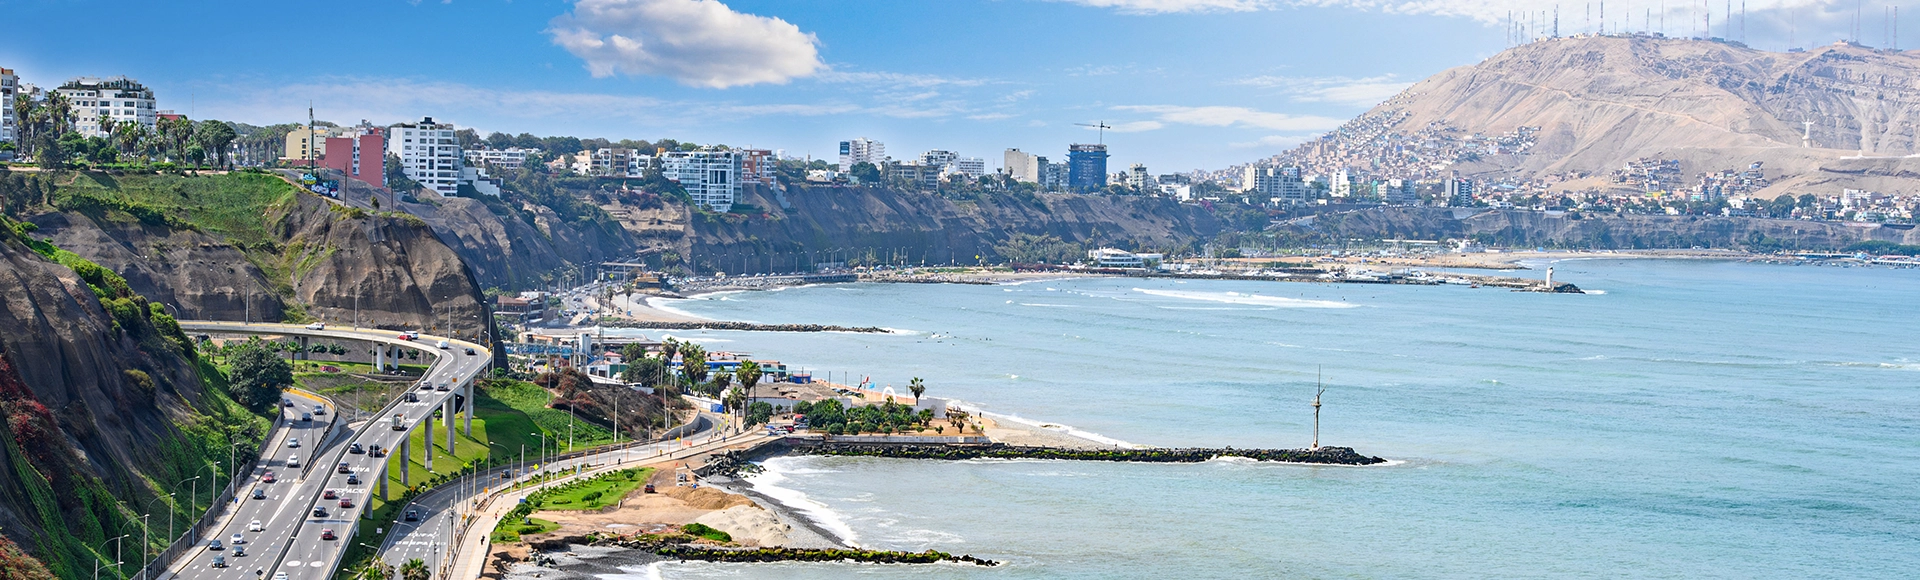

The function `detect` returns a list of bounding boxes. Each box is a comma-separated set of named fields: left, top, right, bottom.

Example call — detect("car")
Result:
left=230, top=533, right=245, bottom=545
left=338, top=497, right=354, bottom=508
left=643, top=483, right=656, bottom=494
left=337, top=462, right=352, bottom=474
left=281, top=398, right=293, bottom=407
left=252, top=487, right=267, bottom=500
left=300, top=412, right=312, bottom=422
left=403, top=392, right=419, bottom=403
left=209, top=555, right=226, bottom=569
left=286, top=455, right=300, bottom=468
left=403, top=509, right=419, bottom=522
left=312, top=506, right=329, bottom=518
left=320, top=529, right=336, bottom=540
left=248, top=520, right=263, bottom=532
left=370, top=445, right=387, bottom=457
left=346, top=473, right=361, bottom=485
left=305, top=322, right=325, bottom=330
left=232, top=545, right=246, bottom=557
left=465, top=348, right=476, bottom=356
left=323, top=489, right=337, bottom=500
left=349, top=443, right=364, bottom=454
left=436, top=381, right=449, bottom=392
left=436, top=340, right=450, bottom=349
left=313, top=404, right=326, bottom=415
left=261, top=471, right=276, bottom=483
left=275, top=572, right=289, bottom=580
left=208, top=539, right=223, bottom=550
left=397, top=333, right=414, bottom=341
left=287, top=438, right=299, bottom=448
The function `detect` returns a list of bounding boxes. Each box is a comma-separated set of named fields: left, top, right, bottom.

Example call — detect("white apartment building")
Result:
left=1330, top=168, right=1360, bottom=199
left=662, top=149, right=741, bottom=212
left=1243, top=165, right=1308, bottom=205
left=1126, top=164, right=1154, bottom=189
left=54, top=76, right=157, bottom=138
left=465, top=147, right=539, bottom=172
left=387, top=117, right=462, bottom=196
left=1, top=68, right=16, bottom=144
left=949, top=157, right=986, bottom=177
left=1379, top=178, right=1418, bottom=205
left=839, top=137, right=885, bottom=168
left=1004, top=149, right=1040, bottom=183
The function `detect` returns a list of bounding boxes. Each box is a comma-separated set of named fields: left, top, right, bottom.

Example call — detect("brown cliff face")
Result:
left=627, top=184, right=1229, bottom=275
left=0, top=227, right=253, bottom=579
left=26, top=211, right=287, bottom=322
left=278, top=194, right=491, bottom=337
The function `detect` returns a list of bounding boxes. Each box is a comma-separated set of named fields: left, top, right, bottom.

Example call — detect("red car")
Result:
left=338, top=497, right=354, bottom=508
left=320, top=529, right=336, bottom=540
left=261, top=472, right=276, bottom=483
left=322, top=489, right=337, bottom=500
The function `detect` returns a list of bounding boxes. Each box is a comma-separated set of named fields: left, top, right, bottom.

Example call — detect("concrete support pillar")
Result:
left=424, top=412, right=434, bottom=470
left=444, top=398, right=455, bottom=463
left=297, top=336, right=309, bottom=360
left=399, top=439, right=410, bottom=486
left=373, top=344, right=383, bottom=370
left=463, top=381, right=473, bottom=437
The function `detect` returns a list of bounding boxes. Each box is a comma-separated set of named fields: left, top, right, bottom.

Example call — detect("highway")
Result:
left=168, top=322, right=492, bottom=580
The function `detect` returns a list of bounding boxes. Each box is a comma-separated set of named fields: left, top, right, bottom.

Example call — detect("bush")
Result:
left=681, top=523, right=731, bottom=542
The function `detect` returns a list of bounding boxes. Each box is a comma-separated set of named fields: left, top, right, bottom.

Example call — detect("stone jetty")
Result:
left=790, top=442, right=1387, bottom=465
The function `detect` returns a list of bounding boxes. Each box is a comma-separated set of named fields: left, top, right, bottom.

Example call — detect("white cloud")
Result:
left=1050, top=0, right=1278, bottom=14
left=547, top=0, right=823, bottom=88
left=1105, top=120, right=1166, bottom=132
left=1231, top=74, right=1411, bottom=107
left=1112, top=105, right=1345, bottom=131
left=1229, top=134, right=1314, bottom=148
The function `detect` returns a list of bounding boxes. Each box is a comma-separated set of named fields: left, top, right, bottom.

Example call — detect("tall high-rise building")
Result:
left=838, top=137, right=885, bottom=168
left=1244, top=165, right=1309, bottom=205
left=387, top=117, right=463, bottom=196
left=1445, top=176, right=1476, bottom=207
left=1067, top=144, right=1108, bottom=191
left=55, top=76, right=156, bottom=138
left=662, top=149, right=741, bottom=212
left=1126, top=164, right=1154, bottom=188
left=0, top=68, right=16, bottom=144
left=1380, top=178, right=1418, bottom=205
left=1330, top=168, right=1360, bottom=198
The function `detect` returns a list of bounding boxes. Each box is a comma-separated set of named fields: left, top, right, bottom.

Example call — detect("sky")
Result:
left=0, top=0, right=1905, bottom=172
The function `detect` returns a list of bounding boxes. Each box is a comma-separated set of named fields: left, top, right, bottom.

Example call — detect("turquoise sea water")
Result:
left=610, top=259, right=1920, bottom=579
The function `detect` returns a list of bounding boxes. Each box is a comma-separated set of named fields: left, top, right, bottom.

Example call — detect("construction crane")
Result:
left=1075, top=121, right=1112, bottom=145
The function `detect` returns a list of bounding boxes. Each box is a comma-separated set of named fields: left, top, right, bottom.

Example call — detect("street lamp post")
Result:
left=94, top=557, right=122, bottom=580
left=112, top=534, right=130, bottom=578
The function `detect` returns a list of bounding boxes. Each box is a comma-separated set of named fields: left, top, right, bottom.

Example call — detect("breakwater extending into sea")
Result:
left=786, top=441, right=1386, bottom=465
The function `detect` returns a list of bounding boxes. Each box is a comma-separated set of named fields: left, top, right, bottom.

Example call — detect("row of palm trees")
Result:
left=8, top=91, right=237, bottom=169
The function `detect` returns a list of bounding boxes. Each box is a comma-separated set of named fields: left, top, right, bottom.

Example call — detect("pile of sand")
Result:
left=662, top=486, right=755, bottom=510
left=693, top=505, right=791, bottom=547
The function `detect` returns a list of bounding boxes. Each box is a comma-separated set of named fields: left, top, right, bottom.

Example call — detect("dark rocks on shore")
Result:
left=599, top=319, right=889, bottom=333
left=590, top=535, right=999, bottom=566
left=792, top=442, right=1388, bottom=465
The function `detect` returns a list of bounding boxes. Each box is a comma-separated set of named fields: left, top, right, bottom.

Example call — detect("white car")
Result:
left=305, top=322, right=325, bottom=330
left=230, top=533, right=244, bottom=545
left=287, top=455, right=300, bottom=467
left=436, top=340, right=450, bottom=349
left=248, top=520, right=263, bottom=532
left=287, top=438, right=299, bottom=448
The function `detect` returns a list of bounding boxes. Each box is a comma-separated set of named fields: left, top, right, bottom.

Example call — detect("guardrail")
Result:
left=137, top=415, right=286, bottom=580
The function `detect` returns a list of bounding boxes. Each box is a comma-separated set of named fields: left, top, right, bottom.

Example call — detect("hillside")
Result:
left=1279, top=35, right=1920, bottom=197
left=14, top=170, right=493, bottom=338
left=0, top=213, right=264, bottom=580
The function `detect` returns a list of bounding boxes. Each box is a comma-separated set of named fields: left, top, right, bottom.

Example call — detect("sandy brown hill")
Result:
left=1330, top=35, right=1920, bottom=192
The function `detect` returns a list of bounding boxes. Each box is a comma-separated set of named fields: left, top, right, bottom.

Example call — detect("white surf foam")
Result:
left=1133, top=288, right=1359, bottom=309
left=644, top=296, right=711, bottom=320
left=745, top=457, right=863, bottom=547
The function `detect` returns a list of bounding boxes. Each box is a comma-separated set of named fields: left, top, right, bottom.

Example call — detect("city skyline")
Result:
left=1, top=0, right=1909, bottom=172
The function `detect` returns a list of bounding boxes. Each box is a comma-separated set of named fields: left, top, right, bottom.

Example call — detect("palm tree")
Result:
left=356, top=559, right=395, bottom=580
left=908, top=377, right=925, bottom=402
left=736, top=361, right=762, bottom=424
left=399, top=558, right=429, bottom=580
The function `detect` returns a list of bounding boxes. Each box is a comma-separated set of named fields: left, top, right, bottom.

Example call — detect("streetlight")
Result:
left=94, top=557, right=122, bottom=580
left=110, top=534, right=130, bottom=578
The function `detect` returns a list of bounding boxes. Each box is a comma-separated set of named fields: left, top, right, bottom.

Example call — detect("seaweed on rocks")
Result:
left=600, top=319, right=888, bottom=333
left=793, top=442, right=1387, bottom=465
left=590, top=535, right=998, bottom=566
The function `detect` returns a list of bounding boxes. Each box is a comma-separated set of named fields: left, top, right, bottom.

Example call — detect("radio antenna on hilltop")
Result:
left=1075, top=121, right=1112, bottom=145
left=1312, top=367, right=1326, bottom=450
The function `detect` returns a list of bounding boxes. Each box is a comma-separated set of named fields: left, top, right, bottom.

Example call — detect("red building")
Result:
left=321, top=129, right=385, bottom=187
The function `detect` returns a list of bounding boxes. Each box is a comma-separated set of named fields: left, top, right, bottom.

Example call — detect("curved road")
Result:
left=167, top=322, right=491, bottom=580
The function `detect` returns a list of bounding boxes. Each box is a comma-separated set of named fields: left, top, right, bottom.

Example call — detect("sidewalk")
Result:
left=444, top=431, right=774, bottom=580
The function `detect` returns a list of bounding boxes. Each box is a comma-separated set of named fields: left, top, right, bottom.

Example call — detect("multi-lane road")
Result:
left=169, top=322, right=491, bottom=580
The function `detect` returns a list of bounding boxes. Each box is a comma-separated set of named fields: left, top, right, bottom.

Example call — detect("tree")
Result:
left=908, top=377, right=925, bottom=401
left=227, top=340, right=292, bottom=412
left=736, top=360, right=762, bottom=419
left=849, top=161, right=882, bottom=184
left=679, top=344, right=708, bottom=387
left=355, top=559, right=395, bottom=580
left=621, top=356, right=664, bottom=386
left=399, top=558, right=430, bottom=580
left=194, top=120, right=238, bottom=168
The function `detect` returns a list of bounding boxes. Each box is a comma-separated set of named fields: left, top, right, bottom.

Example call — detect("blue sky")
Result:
left=0, top=0, right=1899, bottom=171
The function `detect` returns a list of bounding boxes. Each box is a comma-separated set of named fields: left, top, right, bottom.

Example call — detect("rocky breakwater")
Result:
left=599, top=319, right=888, bottom=333
left=588, top=533, right=999, bottom=567
left=793, top=441, right=1387, bottom=465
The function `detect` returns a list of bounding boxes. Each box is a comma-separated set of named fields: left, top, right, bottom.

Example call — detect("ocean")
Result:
left=604, top=259, right=1920, bottom=579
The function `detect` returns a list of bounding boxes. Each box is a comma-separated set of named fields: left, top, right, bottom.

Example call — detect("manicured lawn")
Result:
left=530, top=468, right=653, bottom=512
left=489, top=517, right=558, bottom=543
left=479, top=380, right=619, bottom=455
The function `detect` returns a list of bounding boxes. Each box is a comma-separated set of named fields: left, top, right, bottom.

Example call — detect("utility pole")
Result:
left=1312, top=367, right=1325, bottom=450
